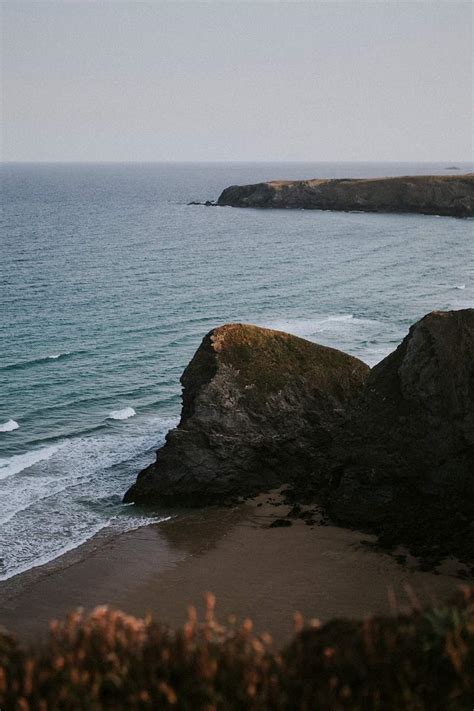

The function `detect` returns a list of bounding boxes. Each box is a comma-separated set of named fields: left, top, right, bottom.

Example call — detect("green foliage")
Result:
left=1, top=589, right=473, bottom=710
left=214, top=324, right=368, bottom=407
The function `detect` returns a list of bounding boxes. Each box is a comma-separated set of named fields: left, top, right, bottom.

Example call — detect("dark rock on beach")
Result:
left=324, top=308, right=474, bottom=562
left=124, top=324, right=369, bottom=505
left=124, top=310, right=474, bottom=563
left=217, top=174, right=474, bottom=217
left=269, top=518, right=292, bottom=528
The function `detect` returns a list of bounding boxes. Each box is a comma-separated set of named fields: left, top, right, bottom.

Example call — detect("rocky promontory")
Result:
left=124, top=324, right=369, bottom=505
left=124, top=310, right=474, bottom=563
left=217, top=174, right=474, bottom=217
left=321, top=308, right=474, bottom=562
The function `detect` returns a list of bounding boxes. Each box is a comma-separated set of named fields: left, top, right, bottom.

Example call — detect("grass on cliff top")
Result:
left=210, top=324, right=369, bottom=403
left=267, top=174, right=473, bottom=188
left=1, top=589, right=473, bottom=710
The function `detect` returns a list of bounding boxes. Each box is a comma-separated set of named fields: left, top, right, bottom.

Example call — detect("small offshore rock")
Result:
left=187, top=200, right=216, bottom=206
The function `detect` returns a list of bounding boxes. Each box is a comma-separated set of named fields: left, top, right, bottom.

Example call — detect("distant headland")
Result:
left=209, top=174, right=474, bottom=218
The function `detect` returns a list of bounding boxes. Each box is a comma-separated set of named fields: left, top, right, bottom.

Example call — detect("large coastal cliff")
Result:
left=124, top=310, right=474, bottom=564
left=217, top=174, right=474, bottom=217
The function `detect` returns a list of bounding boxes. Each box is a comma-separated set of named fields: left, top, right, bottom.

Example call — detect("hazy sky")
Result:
left=2, top=0, right=472, bottom=162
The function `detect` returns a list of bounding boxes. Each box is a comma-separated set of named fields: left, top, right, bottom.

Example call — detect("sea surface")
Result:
left=1, top=161, right=473, bottom=580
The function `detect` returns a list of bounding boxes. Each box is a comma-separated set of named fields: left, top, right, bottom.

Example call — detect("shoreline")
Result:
left=0, top=493, right=466, bottom=647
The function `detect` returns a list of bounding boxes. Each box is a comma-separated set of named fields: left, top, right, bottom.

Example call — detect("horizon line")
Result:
left=2, top=159, right=473, bottom=166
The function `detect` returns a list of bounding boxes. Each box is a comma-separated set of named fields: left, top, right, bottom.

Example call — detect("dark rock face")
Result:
left=217, top=174, right=474, bottom=217
left=324, top=309, right=474, bottom=561
left=124, top=311, right=474, bottom=562
left=124, top=324, right=369, bottom=505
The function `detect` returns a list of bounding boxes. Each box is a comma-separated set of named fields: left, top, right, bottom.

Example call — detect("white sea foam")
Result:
left=47, top=351, right=72, bottom=359
left=0, top=520, right=114, bottom=581
left=0, top=475, right=71, bottom=526
left=454, top=284, right=466, bottom=290
left=0, top=514, right=172, bottom=582
left=109, top=406, right=136, bottom=420
left=0, top=443, right=63, bottom=480
left=262, top=314, right=382, bottom=337
left=0, top=416, right=178, bottom=580
left=260, top=315, right=384, bottom=344
left=0, top=417, right=176, bottom=525
left=0, top=419, right=19, bottom=432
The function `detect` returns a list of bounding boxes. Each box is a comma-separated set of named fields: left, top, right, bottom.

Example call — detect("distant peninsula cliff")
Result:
left=216, top=174, right=474, bottom=217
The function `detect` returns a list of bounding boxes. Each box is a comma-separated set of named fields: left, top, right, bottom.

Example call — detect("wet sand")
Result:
left=0, top=494, right=465, bottom=647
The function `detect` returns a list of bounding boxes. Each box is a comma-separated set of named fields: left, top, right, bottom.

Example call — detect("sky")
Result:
left=1, top=0, right=472, bottom=162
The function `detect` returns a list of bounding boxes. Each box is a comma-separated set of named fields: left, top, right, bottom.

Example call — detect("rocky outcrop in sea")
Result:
left=216, top=174, right=474, bottom=217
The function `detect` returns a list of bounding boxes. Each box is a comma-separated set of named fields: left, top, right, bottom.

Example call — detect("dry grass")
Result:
left=210, top=323, right=368, bottom=406
left=1, top=589, right=473, bottom=710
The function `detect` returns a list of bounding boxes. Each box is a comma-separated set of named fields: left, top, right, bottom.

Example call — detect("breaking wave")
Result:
left=108, top=407, right=136, bottom=420
left=0, top=419, right=19, bottom=433
left=0, top=351, right=80, bottom=372
left=0, top=416, right=177, bottom=580
left=0, top=443, right=63, bottom=480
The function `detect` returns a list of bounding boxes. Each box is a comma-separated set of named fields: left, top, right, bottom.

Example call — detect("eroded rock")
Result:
left=325, top=309, right=474, bottom=561
left=124, top=324, right=369, bottom=505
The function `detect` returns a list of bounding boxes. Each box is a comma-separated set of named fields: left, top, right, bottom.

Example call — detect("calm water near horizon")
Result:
left=1, top=161, right=473, bottom=580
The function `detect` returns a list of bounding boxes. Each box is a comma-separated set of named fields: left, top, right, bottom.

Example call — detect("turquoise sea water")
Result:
left=1, top=161, right=473, bottom=580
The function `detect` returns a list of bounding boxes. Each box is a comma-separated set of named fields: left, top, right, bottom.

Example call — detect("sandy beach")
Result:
left=0, top=493, right=465, bottom=648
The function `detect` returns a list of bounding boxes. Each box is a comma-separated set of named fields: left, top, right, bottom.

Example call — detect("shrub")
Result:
left=1, top=589, right=473, bottom=710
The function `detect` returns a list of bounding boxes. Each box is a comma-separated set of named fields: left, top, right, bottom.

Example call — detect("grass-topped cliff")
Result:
left=189, top=324, right=368, bottom=409
left=124, top=324, right=369, bottom=506
left=217, top=174, right=474, bottom=217
left=124, top=311, right=474, bottom=566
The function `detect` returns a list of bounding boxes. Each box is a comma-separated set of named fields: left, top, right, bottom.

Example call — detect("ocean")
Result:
left=1, top=161, right=473, bottom=581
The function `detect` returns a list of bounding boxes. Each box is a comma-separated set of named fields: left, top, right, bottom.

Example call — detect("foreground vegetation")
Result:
left=1, top=589, right=473, bottom=710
